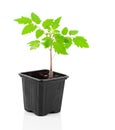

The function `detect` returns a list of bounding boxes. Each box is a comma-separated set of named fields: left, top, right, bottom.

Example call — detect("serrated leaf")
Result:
left=28, top=40, right=40, bottom=50
left=62, top=27, right=68, bottom=35
left=64, top=37, right=72, bottom=48
left=53, top=42, right=68, bottom=55
left=36, top=29, right=44, bottom=38
left=14, top=16, right=32, bottom=24
left=42, top=19, right=53, bottom=29
left=53, top=33, right=68, bottom=54
left=22, top=24, right=37, bottom=35
left=31, top=12, right=41, bottom=24
left=52, top=17, right=61, bottom=29
left=73, top=36, right=89, bottom=48
left=54, top=34, right=64, bottom=43
left=42, top=37, right=53, bottom=48
left=69, top=30, right=78, bottom=35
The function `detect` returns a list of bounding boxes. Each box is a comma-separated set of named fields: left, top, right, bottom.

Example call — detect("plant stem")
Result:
left=49, top=45, right=53, bottom=78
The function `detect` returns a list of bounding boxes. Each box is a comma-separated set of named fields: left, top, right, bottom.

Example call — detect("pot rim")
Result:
left=19, top=69, right=69, bottom=82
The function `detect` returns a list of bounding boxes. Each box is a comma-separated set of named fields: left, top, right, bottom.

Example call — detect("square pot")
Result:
left=19, top=69, right=68, bottom=116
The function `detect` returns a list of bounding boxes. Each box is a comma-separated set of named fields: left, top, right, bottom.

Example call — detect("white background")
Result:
left=0, top=0, right=115, bottom=130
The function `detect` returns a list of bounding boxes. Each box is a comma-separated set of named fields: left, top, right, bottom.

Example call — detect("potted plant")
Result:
left=15, top=12, right=89, bottom=116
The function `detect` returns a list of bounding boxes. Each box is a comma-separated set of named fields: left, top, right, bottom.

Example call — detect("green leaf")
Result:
left=31, top=12, right=41, bottom=24
left=54, top=34, right=64, bottom=43
left=14, top=16, right=32, bottom=24
left=42, top=19, right=53, bottom=29
left=36, top=29, right=44, bottom=38
left=54, top=30, right=60, bottom=34
left=53, top=42, right=68, bottom=55
left=28, top=40, right=40, bottom=50
left=53, top=34, right=68, bottom=54
left=73, top=36, right=89, bottom=48
left=62, top=27, right=68, bottom=35
left=64, top=37, right=72, bottom=43
left=52, top=17, right=62, bottom=29
left=64, top=37, right=72, bottom=48
left=22, top=24, right=37, bottom=35
left=69, top=30, right=78, bottom=35
left=42, top=37, right=53, bottom=48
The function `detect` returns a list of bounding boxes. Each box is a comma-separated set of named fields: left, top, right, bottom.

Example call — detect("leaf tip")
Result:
left=59, top=16, right=62, bottom=19
left=31, top=12, right=34, bottom=16
left=14, top=19, right=18, bottom=22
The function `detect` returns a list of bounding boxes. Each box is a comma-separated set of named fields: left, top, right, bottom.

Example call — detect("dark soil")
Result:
left=22, top=70, right=66, bottom=79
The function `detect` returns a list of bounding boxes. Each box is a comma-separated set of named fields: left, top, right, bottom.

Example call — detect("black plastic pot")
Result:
left=19, top=69, right=68, bottom=116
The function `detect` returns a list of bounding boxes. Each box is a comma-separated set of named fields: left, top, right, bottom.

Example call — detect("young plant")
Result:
left=14, top=12, right=89, bottom=79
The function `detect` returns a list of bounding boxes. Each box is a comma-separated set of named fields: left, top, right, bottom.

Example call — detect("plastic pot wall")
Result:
left=19, top=70, right=68, bottom=116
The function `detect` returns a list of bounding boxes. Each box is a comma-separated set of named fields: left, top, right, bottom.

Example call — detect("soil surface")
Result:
left=22, top=70, right=66, bottom=79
